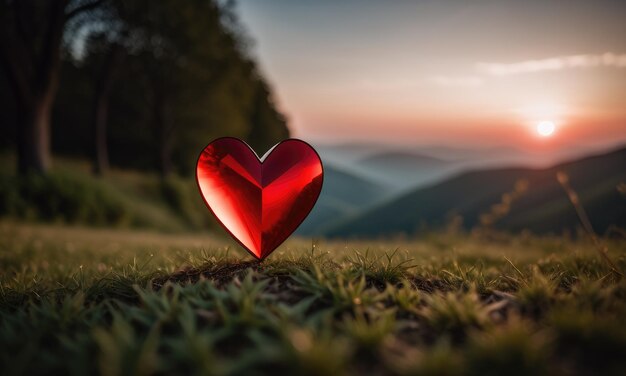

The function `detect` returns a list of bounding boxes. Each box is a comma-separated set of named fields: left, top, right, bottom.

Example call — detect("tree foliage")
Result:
left=0, top=0, right=290, bottom=176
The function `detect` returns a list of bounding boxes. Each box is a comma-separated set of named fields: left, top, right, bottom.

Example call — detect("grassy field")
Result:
left=0, top=156, right=216, bottom=232
left=1, top=221, right=625, bottom=375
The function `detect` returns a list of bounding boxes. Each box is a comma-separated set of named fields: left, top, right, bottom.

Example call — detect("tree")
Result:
left=247, top=79, right=290, bottom=154
left=113, top=0, right=273, bottom=177
left=0, top=0, right=107, bottom=175
left=25, top=0, right=290, bottom=176
left=84, top=34, right=124, bottom=175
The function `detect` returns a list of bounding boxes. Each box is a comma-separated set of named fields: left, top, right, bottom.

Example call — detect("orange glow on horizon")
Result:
left=239, top=1, right=626, bottom=152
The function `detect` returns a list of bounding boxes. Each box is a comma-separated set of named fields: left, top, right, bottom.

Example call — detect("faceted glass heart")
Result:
left=196, top=138, right=324, bottom=260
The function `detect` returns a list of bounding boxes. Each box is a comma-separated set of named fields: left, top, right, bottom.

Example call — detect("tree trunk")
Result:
left=92, top=94, right=110, bottom=175
left=0, top=0, right=109, bottom=175
left=159, top=133, right=174, bottom=177
left=154, top=93, right=174, bottom=177
left=16, top=94, right=53, bottom=174
left=0, top=0, right=68, bottom=175
left=92, top=46, right=122, bottom=176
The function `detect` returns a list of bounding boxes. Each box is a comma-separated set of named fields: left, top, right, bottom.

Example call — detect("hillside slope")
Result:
left=0, top=157, right=216, bottom=232
left=354, top=151, right=456, bottom=190
left=326, top=146, right=626, bottom=237
left=297, top=164, right=388, bottom=235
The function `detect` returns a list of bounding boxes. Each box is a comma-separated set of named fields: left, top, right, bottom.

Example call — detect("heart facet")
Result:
left=196, top=138, right=323, bottom=260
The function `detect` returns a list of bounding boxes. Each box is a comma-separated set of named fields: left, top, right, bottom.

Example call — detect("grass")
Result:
left=1, top=221, right=625, bottom=375
left=0, top=156, right=216, bottom=232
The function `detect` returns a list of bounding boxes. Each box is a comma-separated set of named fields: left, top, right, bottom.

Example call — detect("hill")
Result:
left=358, top=151, right=449, bottom=168
left=326, top=146, right=626, bottom=237
left=0, top=156, right=216, bottom=232
left=296, top=163, right=388, bottom=235
left=313, top=142, right=604, bottom=194
left=355, top=151, right=456, bottom=191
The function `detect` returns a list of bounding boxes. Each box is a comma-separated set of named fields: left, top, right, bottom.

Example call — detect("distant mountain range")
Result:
left=358, top=151, right=448, bottom=167
left=314, top=144, right=463, bottom=192
left=323, top=146, right=626, bottom=237
left=355, top=151, right=456, bottom=190
left=298, top=147, right=460, bottom=235
left=315, top=141, right=619, bottom=170
left=296, top=164, right=388, bottom=235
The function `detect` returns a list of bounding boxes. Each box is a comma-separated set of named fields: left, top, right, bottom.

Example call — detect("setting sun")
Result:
left=536, top=121, right=556, bottom=137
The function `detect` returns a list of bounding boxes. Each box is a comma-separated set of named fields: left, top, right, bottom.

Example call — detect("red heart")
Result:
left=196, top=138, right=324, bottom=260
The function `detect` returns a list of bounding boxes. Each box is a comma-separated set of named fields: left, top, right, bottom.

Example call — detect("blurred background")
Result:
left=0, top=0, right=624, bottom=239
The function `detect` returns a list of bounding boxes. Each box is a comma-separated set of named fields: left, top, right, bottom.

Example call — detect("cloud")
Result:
left=357, top=79, right=421, bottom=90
left=428, top=75, right=483, bottom=87
left=477, top=52, right=626, bottom=76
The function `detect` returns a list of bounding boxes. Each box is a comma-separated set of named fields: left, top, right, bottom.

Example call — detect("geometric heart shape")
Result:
left=196, top=137, right=324, bottom=260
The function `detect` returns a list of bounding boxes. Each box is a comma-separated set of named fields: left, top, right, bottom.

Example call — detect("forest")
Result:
left=0, top=0, right=289, bottom=177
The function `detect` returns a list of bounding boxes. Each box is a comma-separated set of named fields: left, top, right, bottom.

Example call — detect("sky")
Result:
left=236, top=0, right=626, bottom=151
